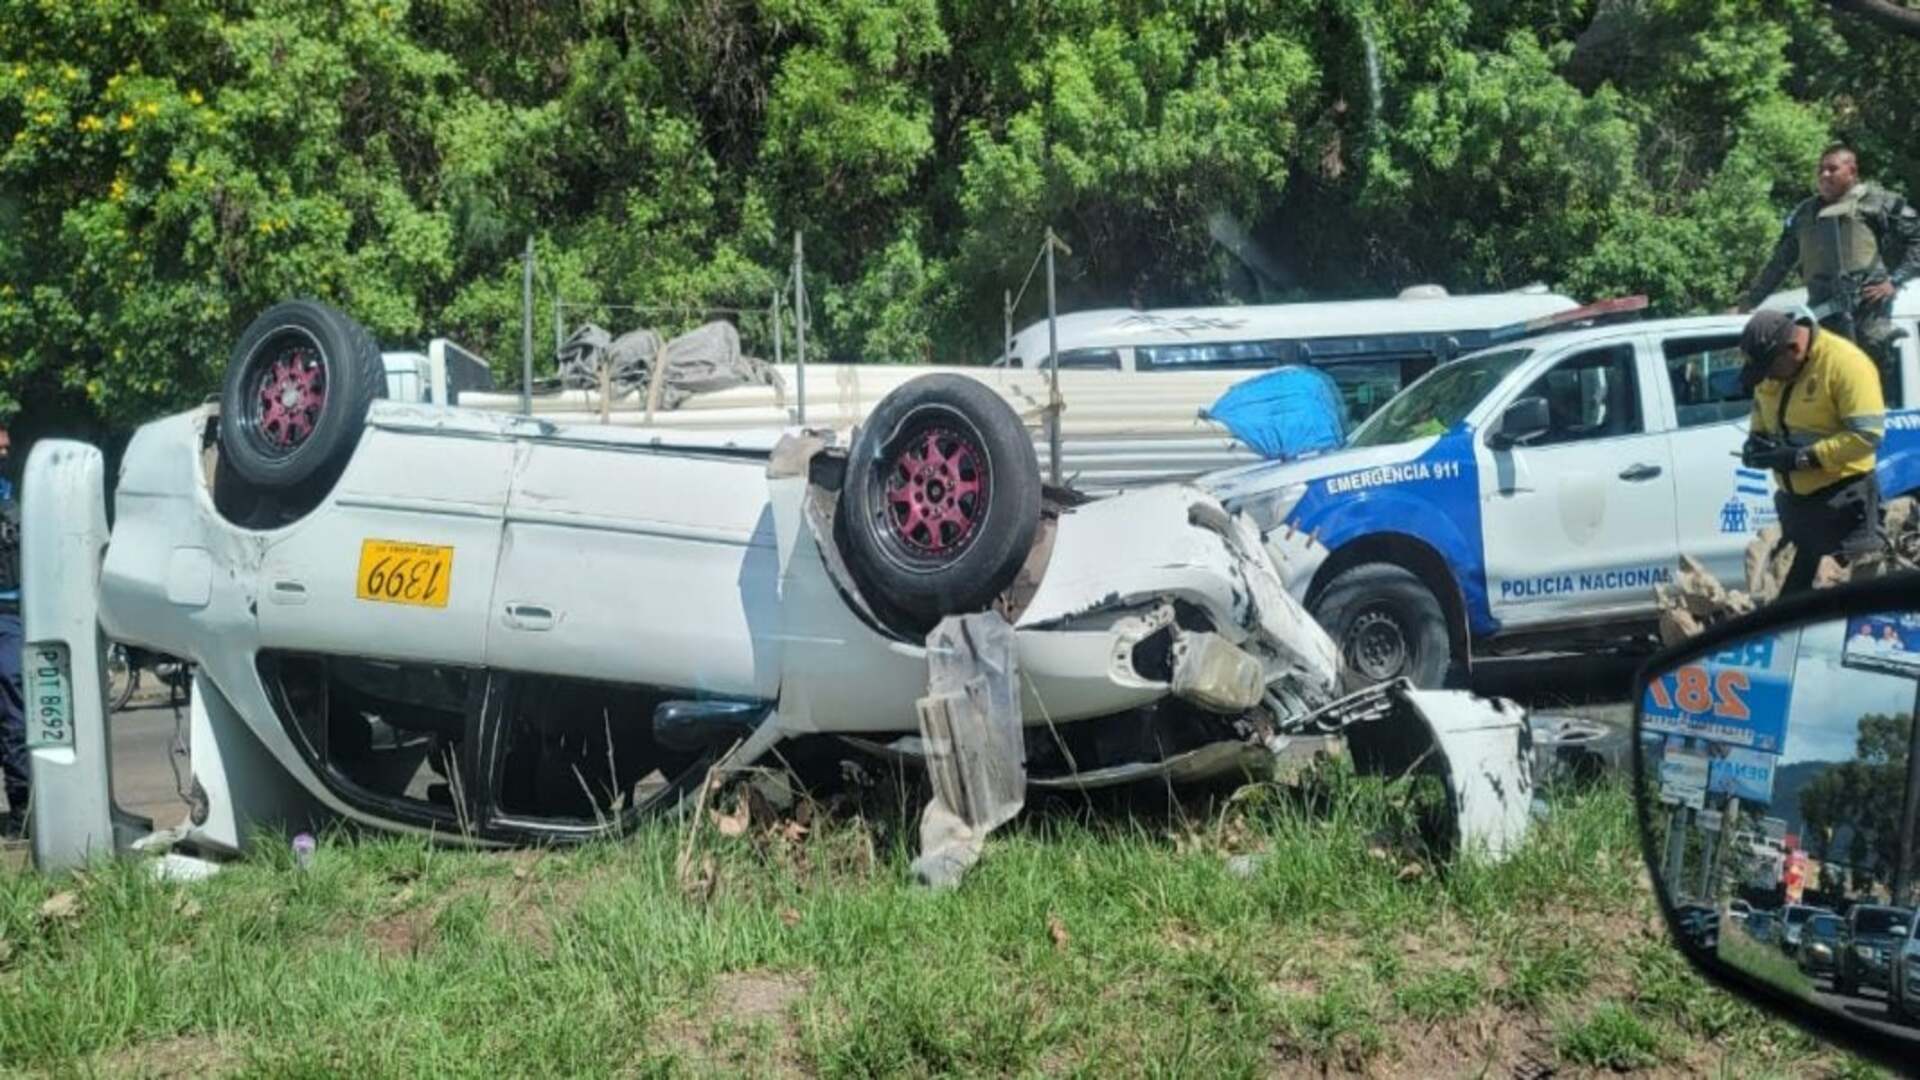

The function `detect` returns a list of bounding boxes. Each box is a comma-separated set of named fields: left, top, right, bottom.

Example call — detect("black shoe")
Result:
left=0, top=812, right=24, bottom=840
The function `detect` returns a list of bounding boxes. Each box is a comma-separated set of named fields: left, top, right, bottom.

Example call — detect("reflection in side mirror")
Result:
left=1635, top=582, right=1920, bottom=1065
left=1490, top=395, right=1550, bottom=450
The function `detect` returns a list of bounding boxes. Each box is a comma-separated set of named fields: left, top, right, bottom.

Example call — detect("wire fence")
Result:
left=520, top=227, right=1068, bottom=474
left=524, top=232, right=817, bottom=423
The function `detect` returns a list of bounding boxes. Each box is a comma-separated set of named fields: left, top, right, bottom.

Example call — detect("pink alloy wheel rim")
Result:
left=883, top=425, right=989, bottom=557
left=252, top=343, right=327, bottom=451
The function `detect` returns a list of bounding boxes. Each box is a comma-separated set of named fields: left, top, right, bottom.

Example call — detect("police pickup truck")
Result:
left=1206, top=285, right=1920, bottom=688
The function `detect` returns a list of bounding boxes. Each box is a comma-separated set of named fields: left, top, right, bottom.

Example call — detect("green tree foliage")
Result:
left=1798, top=710, right=1912, bottom=888
left=3, top=1, right=1917, bottom=432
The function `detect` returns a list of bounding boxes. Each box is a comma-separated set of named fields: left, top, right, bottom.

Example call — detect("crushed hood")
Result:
left=1017, top=483, right=1340, bottom=700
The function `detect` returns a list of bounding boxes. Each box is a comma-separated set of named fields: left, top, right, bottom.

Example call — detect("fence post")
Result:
left=1004, top=289, right=1013, bottom=366
left=772, top=289, right=788, bottom=420
left=794, top=231, right=808, bottom=426
left=1044, top=228, right=1062, bottom=486
left=598, top=351, right=612, bottom=425
left=521, top=235, right=534, bottom=416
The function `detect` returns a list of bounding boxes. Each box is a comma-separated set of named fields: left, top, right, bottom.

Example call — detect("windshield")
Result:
left=1855, top=908, right=1911, bottom=936
left=1808, top=915, right=1843, bottom=937
left=1347, top=348, right=1533, bottom=449
left=1785, top=906, right=1820, bottom=926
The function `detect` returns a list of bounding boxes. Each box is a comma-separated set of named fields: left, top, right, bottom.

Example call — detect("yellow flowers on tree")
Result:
left=0, top=0, right=1913, bottom=436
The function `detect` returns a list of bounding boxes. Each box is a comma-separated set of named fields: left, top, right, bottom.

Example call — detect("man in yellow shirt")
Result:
left=1739, top=309, right=1887, bottom=595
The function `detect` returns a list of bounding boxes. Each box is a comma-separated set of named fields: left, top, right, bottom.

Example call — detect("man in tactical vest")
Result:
left=1735, top=143, right=1920, bottom=402
left=0, top=422, right=24, bottom=838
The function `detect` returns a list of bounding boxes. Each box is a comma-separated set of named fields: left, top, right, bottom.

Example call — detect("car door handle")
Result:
left=1618, top=464, right=1663, bottom=482
left=504, top=602, right=556, bottom=630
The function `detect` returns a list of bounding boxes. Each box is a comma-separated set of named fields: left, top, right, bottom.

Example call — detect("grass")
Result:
left=0, top=764, right=1888, bottom=1077
left=1557, top=1002, right=1668, bottom=1070
left=1717, top=930, right=1820, bottom=1002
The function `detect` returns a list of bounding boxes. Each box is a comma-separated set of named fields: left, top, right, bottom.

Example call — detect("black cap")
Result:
left=1738, top=309, right=1812, bottom=389
left=1740, top=310, right=1800, bottom=364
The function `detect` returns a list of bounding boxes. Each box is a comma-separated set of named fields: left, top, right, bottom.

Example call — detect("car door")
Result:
left=256, top=422, right=511, bottom=665
left=1478, top=338, right=1680, bottom=629
left=1660, top=332, right=1766, bottom=590
left=486, top=437, right=783, bottom=701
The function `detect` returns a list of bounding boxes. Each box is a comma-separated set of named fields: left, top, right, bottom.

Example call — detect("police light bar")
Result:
left=1483, top=295, right=1650, bottom=345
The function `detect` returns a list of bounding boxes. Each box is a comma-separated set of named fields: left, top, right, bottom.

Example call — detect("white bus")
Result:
left=448, top=284, right=1610, bottom=491
left=1003, top=283, right=1580, bottom=426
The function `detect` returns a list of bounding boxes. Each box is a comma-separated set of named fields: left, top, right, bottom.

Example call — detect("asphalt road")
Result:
left=1808, top=979, right=1920, bottom=1043
left=109, top=697, right=194, bottom=832
left=1470, top=649, right=1643, bottom=724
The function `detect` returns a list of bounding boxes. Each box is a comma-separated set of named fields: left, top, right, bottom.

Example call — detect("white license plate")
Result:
left=25, top=642, right=74, bottom=750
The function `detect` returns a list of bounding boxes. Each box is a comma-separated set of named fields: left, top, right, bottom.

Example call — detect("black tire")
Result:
left=840, top=374, right=1041, bottom=630
left=1310, top=563, right=1453, bottom=690
left=105, top=644, right=138, bottom=712
left=219, top=299, right=384, bottom=492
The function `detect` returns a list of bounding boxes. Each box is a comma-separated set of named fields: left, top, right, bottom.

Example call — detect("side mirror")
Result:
left=1634, top=574, right=1920, bottom=1068
left=1489, top=395, right=1550, bottom=450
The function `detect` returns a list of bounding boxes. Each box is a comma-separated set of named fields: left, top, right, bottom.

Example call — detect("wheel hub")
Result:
left=1345, top=609, right=1408, bottom=682
left=883, top=425, right=988, bottom=557
left=251, top=343, right=327, bottom=452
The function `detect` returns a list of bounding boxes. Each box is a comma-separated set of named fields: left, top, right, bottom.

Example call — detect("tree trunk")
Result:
left=1831, top=0, right=1920, bottom=40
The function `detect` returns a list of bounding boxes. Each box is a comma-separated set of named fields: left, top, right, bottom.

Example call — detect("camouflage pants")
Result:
left=1816, top=309, right=1904, bottom=404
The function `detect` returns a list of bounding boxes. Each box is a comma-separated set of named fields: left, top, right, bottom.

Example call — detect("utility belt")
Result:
left=1774, top=469, right=1878, bottom=505
left=1772, top=471, right=1882, bottom=561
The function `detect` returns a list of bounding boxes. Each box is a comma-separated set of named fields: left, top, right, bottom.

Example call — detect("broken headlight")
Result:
left=1234, top=480, right=1309, bottom=535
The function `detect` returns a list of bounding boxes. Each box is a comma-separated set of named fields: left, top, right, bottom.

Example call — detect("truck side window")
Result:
left=1322, top=360, right=1406, bottom=427
left=1663, top=336, right=1751, bottom=428
left=1045, top=348, right=1123, bottom=371
left=1516, top=344, right=1642, bottom=447
left=1136, top=340, right=1291, bottom=370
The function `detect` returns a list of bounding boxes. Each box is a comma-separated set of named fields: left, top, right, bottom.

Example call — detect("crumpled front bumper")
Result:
left=1295, top=679, right=1536, bottom=861
left=1010, top=484, right=1340, bottom=722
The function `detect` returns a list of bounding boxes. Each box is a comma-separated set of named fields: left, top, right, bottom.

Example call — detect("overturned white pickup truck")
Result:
left=21, top=301, right=1534, bottom=871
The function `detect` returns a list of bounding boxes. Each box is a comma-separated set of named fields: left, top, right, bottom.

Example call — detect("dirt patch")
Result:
left=485, top=893, right=557, bottom=953
left=367, top=906, right=435, bottom=961
left=656, top=970, right=814, bottom=1077
left=484, top=862, right=597, bottom=953
left=717, top=970, right=810, bottom=1024
left=357, top=854, right=601, bottom=961
left=1380, top=1005, right=1559, bottom=1079
left=98, top=1033, right=241, bottom=1078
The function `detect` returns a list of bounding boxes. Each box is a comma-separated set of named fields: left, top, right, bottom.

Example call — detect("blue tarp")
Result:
left=1201, top=365, right=1347, bottom=460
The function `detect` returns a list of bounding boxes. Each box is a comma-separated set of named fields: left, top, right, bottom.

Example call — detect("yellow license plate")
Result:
left=355, top=540, right=454, bottom=608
